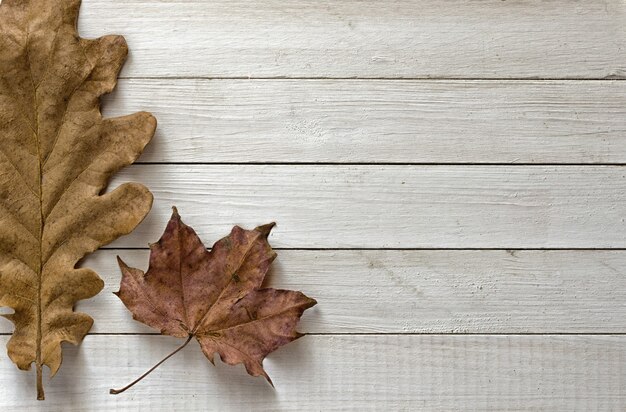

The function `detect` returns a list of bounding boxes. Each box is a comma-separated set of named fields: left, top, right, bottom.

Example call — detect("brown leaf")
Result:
left=0, top=0, right=155, bottom=399
left=112, top=208, right=316, bottom=393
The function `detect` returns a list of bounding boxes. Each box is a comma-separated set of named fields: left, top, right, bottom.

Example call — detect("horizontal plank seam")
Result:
left=307, top=332, right=626, bottom=336
left=132, top=162, right=626, bottom=166
left=118, top=76, right=626, bottom=81
left=2, top=332, right=626, bottom=336
left=101, top=247, right=626, bottom=251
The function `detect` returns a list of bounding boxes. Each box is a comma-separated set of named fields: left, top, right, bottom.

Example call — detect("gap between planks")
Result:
left=131, top=162, right=626, bottom=166
left=2, top=333, right=626, bottom=336
left=102, top=248, right=626, bottom=251
left=118, top=77, right=626, bottom=81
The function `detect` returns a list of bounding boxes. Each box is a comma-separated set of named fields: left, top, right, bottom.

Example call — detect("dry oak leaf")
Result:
left=0, top=0, right=155, bottom=400
left=111, top=208, right=317, bottom=394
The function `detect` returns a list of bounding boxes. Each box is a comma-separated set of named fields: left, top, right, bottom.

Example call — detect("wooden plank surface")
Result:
left=104, top=165, right=626, bottom=249
left=0, top=335, right=624, bottom=410
left=77, top=0, right=626, bottom=79
left=3, top=249, right=625, bottom=334
left=103, top=79, right=626, bottom=164
left=3, top=0, right=626, bottom=409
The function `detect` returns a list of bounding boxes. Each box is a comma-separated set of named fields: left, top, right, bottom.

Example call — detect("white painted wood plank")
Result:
left=103, top=79, right=626, bottom=164
left=102, top=165, right=626, bottom=248
left=1, top=335, right=624, bottom=410
left=75, top=0, right=626, bottom=79
left=3, top=250, right=625, bottom=334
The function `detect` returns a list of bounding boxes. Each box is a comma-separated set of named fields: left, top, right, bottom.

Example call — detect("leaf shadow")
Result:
left=0, top=337, right=89, bottom=405
left=48, top=341, right=88, bottom=403
left=262, top=254, right=324, bottom=333
left=197, top=334, right=316, bottom=404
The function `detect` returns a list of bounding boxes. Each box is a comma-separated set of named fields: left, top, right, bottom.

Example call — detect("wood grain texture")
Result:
left=76, top=0, right=626, bottom=79
left=2, top=249, right=625, bottom=334
left=0, top=335, right=624, bottom=410
left=102, top=165, right=626, bottom=249
left=103, top=79, right=626, bottom=164
left=1, top=0, right=624, bottom=409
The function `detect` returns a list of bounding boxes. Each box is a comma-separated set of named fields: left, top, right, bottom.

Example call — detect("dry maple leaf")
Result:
left=110, top=208, right=317, bottom=394
left=0, top=0, right=155, bottom=400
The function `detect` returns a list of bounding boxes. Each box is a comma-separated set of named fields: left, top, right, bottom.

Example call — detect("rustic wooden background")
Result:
left=1, top=0, right=626, bottom=410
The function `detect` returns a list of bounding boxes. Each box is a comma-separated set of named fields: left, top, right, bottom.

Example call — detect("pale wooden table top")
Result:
left=1, top=0, right=626, bottom=410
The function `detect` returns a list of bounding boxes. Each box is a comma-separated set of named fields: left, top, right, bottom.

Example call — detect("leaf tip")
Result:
left=141, top=111, right=158, bottom=132
left=117, top=255, right=128, bottom=269
left=171, top=206, right=180, bottom=218
left=255, top=222, right=276, bottom=237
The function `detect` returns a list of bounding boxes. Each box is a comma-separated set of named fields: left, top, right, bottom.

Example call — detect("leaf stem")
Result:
left=110, top=334, right=193, bottom=395
left=36, top=363, right=44, bottom=400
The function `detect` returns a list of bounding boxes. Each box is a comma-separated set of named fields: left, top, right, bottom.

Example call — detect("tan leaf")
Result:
left=0, top=0, right=155, bottom=400
left=111, top=208, right=316, bottom=394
